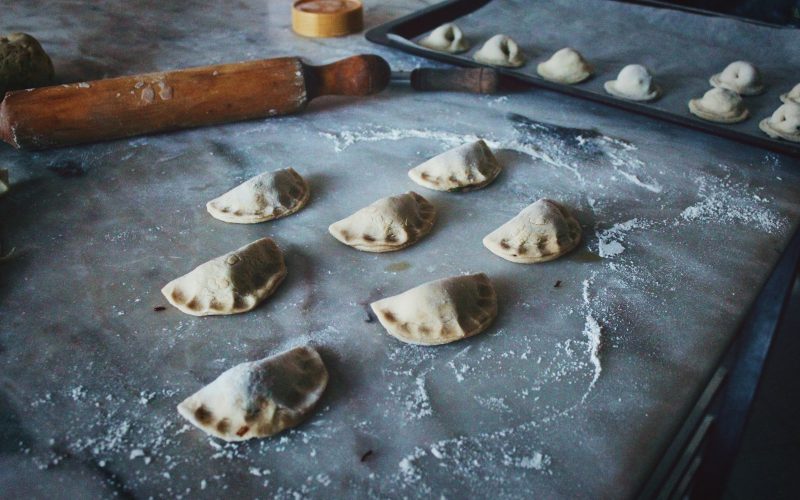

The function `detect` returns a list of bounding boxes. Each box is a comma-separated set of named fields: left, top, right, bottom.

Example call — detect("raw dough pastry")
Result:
left=537, top=48, right=593, bottom=84
left=0, top=33, right=54, bottom=96
left=161, top=237, right=286, bottom=316
left=483, top=198, right=581, bottom=263
left=780, top=83, right=800, bottom=105
left=408, top=140, right=501, bottom=192
left=709, top=61, right=764, bottom=96
left=418, top=23, right=469, bottom=53
left=688, top=88, right=749, bottom=123
left=473, top=35, right=524, bottom=67
left=370, top=273, right=497, bottom=345
left=759, top=102, right=800, bottom=143
left=328, top=192, right=435, bottom=252
left=206, top=167, right=309, bottom=224
left=604, top=64, right=661, bottom=101
left=177, top=346, right=328, bottom=441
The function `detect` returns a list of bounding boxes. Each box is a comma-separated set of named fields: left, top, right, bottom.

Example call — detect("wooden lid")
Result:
left=292, top=0, right=364, bottom=38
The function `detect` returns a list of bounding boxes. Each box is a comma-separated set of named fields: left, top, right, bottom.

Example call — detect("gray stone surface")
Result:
left=0, top=1, right=799, bottom=498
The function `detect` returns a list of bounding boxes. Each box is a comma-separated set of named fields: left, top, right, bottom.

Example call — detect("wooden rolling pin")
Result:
left=0, top=54, right=502, bottom=150
left=0, top=54, right=391, bottom=150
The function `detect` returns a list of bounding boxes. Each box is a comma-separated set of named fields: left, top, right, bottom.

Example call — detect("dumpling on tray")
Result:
left=537, top=47, right=593, bottom=84
left=418, top=23, right=469, bottom=54
left=473, top=35, right=525, bottom=67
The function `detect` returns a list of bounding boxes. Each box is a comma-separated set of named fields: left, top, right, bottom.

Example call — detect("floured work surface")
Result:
left=404, top=0, right=800, bottom=155
left=1, top=1, right=800, bottom=498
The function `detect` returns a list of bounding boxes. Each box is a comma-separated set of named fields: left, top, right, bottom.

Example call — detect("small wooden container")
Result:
left=292, top=0, right=364, bottom=38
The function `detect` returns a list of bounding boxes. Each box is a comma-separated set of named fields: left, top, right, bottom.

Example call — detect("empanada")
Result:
left=161, top=238, right=286, bottom=316
left=328, top=192, right=436, bottom=252
left=206, top=168, right=309, bottom=224
left=483, top=199, right=581, bottom=263
left=370, top=273, right=497, bottom=345
left=177, top=346, right=328, bottom=441
left=408, top=140, right=501, bottom=192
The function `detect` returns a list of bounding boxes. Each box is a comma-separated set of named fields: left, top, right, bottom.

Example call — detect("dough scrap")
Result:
left=473, top=35, right=525, bottom=67
left=780, top=83, right=800, bottom=105
left=688, top=88, right=749, bottom=123
left=709, top=60, right=764, bottom=96
left=206, top=168, right=309, bottom=224
left=0, top=33, right=54, bottom=96
left=759, top=102, right=800, bottom=143
left=537, top=48, right=592, bottom=84
left=370, top=273, right=497, bottom=345
left=604, top=64, right=660, bottom=101
left=161, top=237, right=286, bottom=316
left=328, top=192, right=435, bottom=252
left=418, top=23, right=469, bottom=53
left=483, top=198, right=581, bottom=263
left=177, top=346, right=328, bottom=441
left=408, top=140, right=501, bottom=192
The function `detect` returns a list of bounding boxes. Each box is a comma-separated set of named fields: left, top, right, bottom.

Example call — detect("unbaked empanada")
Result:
left=759, top=102, right=800, bottom=143
left=418, top=23, right=469, bottom=54
left=370, top=273, right=497, bottom=346
left=473, top=35, right=524, bottom=67
left=688, top=87, right=749, bottom=123
left=408, top=140, right=501, bottom=192
left=161, top=237, right=286, bottom=316
left=177, top=346, right=328, bottom=441
left=483, top=198, right=581, bottom=263
left=328, top=192, right=435, bottom=252
left=710, top=61, right=764, bottom=96
left=206, top=167, right=309, bottom=224
left=537, top=48, right=593, bottom=84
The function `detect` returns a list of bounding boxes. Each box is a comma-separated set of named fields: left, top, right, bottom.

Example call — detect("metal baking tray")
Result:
left=366, top=0, right=800, bottom=156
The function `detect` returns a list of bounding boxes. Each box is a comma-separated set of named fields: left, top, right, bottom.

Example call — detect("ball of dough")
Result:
left=604, top=64, right=660, bottom=101
left=473, top=34, right=525, bottom=68
left=759, top=102, right=800, bottom=143
left=709, top=60, right=764, bottom=96
left=688, top=87, right=749, bottom=124
left=0, top=33, right=54, bottom=96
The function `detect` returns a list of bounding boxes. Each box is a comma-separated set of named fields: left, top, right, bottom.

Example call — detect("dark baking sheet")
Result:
left=366, top=0, right=800, bottom=156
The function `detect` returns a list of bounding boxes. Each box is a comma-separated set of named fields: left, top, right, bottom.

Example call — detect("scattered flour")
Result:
left=596, top=218, right=650, bottom=258
left=679, top=170, right=786, bottom=232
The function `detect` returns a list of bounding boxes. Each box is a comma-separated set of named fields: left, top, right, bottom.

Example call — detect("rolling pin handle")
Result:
left=305, top=54, right=391, bottom=99
left=410, top=67, right=500, bottom=94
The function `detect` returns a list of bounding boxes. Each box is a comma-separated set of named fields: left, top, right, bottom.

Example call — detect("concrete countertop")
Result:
left=1, top=1, right=799, bottom=498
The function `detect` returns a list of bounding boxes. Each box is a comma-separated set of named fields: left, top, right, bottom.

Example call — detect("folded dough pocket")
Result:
left=408, top=140, right=502, bottom=192
left=370, top=273, right=498, bottom=346
left=328, top=191, right=436, bottom=252
left=483, top=198, right=582, bottom=264
left=161, top=237, right=286, bottom=316
left=206, top=167, right=309, bottom=224
left=177, top=346, right=328, bottom=441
